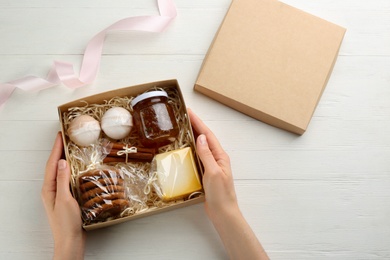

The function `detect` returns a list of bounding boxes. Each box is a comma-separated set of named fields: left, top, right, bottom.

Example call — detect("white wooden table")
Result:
left=1, top=0, right=389, bottom=259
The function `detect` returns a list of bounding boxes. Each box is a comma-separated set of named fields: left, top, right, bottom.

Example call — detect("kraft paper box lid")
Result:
left=194, top=0, right=346, bottom=134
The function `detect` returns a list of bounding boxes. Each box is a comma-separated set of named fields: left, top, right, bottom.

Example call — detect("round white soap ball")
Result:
left=101, top=107, right=133, bottom=140
left=68, top=115, right=101, bottom=147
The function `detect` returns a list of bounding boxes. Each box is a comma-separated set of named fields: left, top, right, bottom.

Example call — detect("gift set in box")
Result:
left=58, top=79, right=204, bottom=230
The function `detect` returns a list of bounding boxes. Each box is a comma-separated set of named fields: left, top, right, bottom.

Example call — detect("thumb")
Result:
left=196, top=134, right=219, bottom=172
left=56, top=159, right=72, bottom=199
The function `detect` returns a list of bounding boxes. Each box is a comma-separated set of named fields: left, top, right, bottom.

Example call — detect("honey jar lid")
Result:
left=131, top=90, right=168, bottom=107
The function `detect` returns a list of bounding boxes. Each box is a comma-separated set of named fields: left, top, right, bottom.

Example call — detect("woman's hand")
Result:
left=41, top=132, right=86, bottom=260
left=187, top=108, right=239, bottom=220
left=188, top=109, right=269, bottom=260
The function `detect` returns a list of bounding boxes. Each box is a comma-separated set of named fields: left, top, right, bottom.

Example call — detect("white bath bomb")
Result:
left=68, top=115, right=101, bottom=147
left=101, top=107, right=133, bottom=140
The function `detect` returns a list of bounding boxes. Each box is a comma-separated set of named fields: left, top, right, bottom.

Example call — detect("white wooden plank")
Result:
left=1, top=117, right=389, bottom=182
left=0, top=1, right=388, bottom=56
left=1, top=144, right=389, bottom=181
left=0, top=7, right=228, bottom=55
left=0, top=151, right=49, bottom=181
left=0, top=55, right=389, bottom=121
left=0, top=180, right=389, bottom=259
left=2, top=114, right=388, bottom=153
left=237, top=179, right=390, bottom=258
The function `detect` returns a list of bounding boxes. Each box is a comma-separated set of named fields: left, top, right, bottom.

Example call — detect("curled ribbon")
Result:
left=0, top=0, right=177, bottom=108
left=117, top=145, right=138, bottom=163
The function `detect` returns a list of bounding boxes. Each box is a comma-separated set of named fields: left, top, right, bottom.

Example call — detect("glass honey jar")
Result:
left=131, top=90, right=179, bottom=148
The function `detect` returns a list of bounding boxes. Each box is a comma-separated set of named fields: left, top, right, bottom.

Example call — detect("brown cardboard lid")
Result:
left=195, top=0, right=346, bottom=134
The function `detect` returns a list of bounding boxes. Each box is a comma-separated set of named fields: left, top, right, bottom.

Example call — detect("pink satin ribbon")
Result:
left=0, top=0, right=176, bottom=107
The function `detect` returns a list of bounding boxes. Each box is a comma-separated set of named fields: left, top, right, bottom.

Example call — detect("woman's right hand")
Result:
left=187, top=108, right=239, bottom=220
left=188, top=108, right=269, bottom=260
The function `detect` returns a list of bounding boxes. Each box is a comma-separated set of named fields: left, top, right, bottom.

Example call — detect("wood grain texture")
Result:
left=0, top=0, right=389, bottom=259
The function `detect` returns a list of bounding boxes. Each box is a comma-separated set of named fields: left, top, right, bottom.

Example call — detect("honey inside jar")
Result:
left=131, top=90, right=179, bottom=148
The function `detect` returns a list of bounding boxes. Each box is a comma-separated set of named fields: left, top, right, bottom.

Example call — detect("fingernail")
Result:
left=58, top=159, right=67, bottom=170
left=199, top=134, right=207, bottom=145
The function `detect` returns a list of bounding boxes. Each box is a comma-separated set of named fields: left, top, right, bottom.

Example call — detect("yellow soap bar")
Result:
left=155, top=147, right=202, bottom=201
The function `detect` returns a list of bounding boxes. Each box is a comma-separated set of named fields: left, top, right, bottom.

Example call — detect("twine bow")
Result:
left=144, top=171, right=158, bottom=195
left=85, top=149, right=102, bottom=171
left=117, top=145, right=137, bottom=163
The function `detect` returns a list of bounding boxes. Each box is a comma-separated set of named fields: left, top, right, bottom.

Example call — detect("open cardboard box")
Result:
left=195, top=0, right=346, bottom=134
left=58, top=79, right=204, bottom=231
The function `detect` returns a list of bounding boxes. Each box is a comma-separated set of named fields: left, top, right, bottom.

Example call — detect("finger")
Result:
left=187, top=108, right=221, bottom=149
left=196, top=134, right=221, bottom=174
left=187, top=108, right=210, bottom=135
left=56, top=159, right=73, bottom=200
left=187, top=108, right=228, bottom=164
left=43, top=132, right=64, bottom=187
left=42, top=132, right=63, bottom=206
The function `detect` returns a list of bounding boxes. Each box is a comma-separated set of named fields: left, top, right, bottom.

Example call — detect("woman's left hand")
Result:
left=41, top=132, right=86, bottom=260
